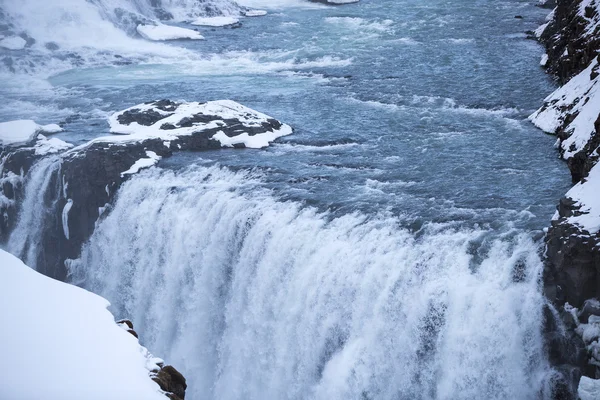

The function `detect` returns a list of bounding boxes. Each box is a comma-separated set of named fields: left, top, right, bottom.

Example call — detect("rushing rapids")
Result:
left=69, top=165, right=550, bottom=400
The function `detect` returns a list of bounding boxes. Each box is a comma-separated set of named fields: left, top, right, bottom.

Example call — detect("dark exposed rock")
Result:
left=118, top=319, right=186, bottom=400
left=538, top=0, right=600, bottom=85
left=0, top=99, right=290, bottom=281
left=152, top=365, right=187, bottom=400
left=536, top=0, right=600, bottom=397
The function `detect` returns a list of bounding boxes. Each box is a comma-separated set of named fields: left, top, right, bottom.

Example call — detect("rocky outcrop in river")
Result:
left=0, top=100, right=291, bottom=280
left=532, top=0, right=600, bottom=398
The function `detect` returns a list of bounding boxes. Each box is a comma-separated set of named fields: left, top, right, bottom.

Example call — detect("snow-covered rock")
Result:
left=0, top=120, right=41, bottom=146
left=535, top=2, right=600, bottom=398
left=0, top=99, right=292, bottom=282
left=579, top=376, right=600, bottom=400
left=0, top=120, right=64, bottom=147
left=530, top=58, right=600, bottom=161
left=563, top=162, right=600, bottom=234
left=137, top=24, right=204, bottom=41
left=34, top=135, right=74, bottom=156
left=0, top=249, right=167, bottom=400
left=190, top=16, right=240, bottom=26
left=0, top=36, right=26, bottom=50
left=107, top=99, right=292, bottom=149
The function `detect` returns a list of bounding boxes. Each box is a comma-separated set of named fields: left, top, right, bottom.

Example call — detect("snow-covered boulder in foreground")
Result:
left=0, top=120, right=64, bottom=147
left=137, top=24, right=204, bottom=41
left=0, top=249, right=170, bottom=400
left=107, top=99, right=292, bottom=149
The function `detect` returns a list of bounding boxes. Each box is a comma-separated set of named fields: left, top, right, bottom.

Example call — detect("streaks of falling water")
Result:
left=70, top=165, right=550, bottom=400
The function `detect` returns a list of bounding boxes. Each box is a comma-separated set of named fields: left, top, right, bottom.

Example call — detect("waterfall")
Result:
left=6, top=156, right=61, bottom=275
left=69, top=165, right=551, bottom=400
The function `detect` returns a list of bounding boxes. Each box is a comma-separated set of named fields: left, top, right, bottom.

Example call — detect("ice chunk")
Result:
left=245, top=10, right=267, bottom=16
left=190, top=16, right=240, bottom=26
left=137, top=24, right=204, bottom=41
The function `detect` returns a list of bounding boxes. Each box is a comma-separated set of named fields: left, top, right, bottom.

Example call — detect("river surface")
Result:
left=1, top=0, right=574, bottom=399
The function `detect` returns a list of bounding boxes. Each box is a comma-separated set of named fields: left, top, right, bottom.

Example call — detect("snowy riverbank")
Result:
left=532, top=0, right=600, bottom=398
left=0, top=249, right=187, bottom=400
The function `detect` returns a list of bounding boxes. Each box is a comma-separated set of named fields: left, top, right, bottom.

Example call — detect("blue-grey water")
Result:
left=2, top=0, right=572, bottom=398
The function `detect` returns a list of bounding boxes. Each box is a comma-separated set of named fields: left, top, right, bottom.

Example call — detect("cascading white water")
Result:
left=6, top=156, right=61, bottom=272
left=69, top=165, right=551, bottom=400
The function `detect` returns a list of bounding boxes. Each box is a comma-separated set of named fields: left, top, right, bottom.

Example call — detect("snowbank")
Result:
left=0, top=120, right=65, bottom=147
left=563, top=163, right=600, bottom=234
left=137, top=24, right=204, bottom=41
left=190, top=16, right=240, bottom=26
left=0, top=249, right=166, bottom=400
left=0, top=120, right=40, bottom=146
left=106, top=99, right=292, bottom=149
left=529, top=59, right=600, bottom=160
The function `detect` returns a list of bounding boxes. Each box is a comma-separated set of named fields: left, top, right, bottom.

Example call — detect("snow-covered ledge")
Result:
left=0, top=249, right=184, bottom=399
left=105, top=99, right=292, bottom=149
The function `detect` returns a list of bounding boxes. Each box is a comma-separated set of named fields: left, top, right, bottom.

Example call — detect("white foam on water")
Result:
left=68, top=165, right=552, bottom=400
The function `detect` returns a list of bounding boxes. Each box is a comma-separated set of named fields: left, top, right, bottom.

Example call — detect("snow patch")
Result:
left=564, top=163, right=600, bottom=233
left=34, top=135, right=73, bottom=156
left=106, top=100, right=292, bottom=149
left=0, top=120, right=40, bottom=146
left=0, top=249, right=166, bottom=400
left=121, top=151, right=162, bottom=177
left=0, top=120, right=64, bottom=147
left=212, top=124, right=293, bottom=149
left=137, top=24, right=204, bottom=41
left=529, top=59, right=600, bottom=159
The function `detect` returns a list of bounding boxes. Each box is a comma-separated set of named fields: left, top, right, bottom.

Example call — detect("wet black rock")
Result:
left=0, top=99, right=290, bottom=281
left=535, top=1, right=600, bottom=397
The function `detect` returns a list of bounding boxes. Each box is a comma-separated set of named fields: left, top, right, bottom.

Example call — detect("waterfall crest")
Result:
left=70, top=165, right=551, bottom=400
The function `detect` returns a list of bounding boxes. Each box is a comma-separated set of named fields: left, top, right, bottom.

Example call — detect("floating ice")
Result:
left=137, top=24, right=204, bottom=41
left=190, top=16, right=240, bottom=26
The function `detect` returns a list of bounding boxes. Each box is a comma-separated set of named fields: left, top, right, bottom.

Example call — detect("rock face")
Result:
left=118, top=319, right=188, bottom=400
left=532, top=1, right=600, bottom=398
left=0, top=100, right=291, bottom=280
